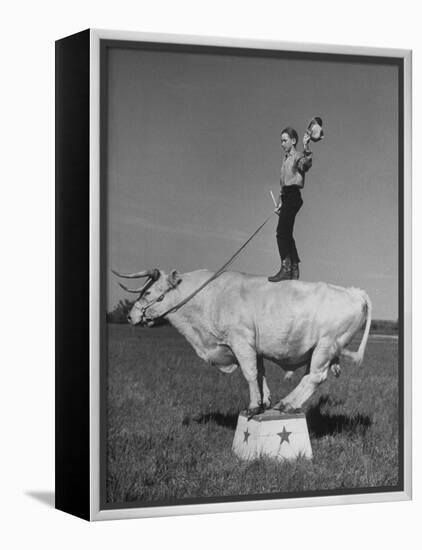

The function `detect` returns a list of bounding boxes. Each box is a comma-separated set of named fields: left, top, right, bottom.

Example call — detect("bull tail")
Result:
left=341, top=291, right=372, bottom=367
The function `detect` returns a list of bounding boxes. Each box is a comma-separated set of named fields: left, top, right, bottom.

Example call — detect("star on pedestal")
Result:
left=243, top=428, right=250, bottom=443
left=277, top=426, right=292, bottom=444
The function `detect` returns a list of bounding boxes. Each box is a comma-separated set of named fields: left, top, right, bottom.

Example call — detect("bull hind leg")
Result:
left=273, top=341, right=334, bottom=412
left=330, top=356, right=341, bottom=378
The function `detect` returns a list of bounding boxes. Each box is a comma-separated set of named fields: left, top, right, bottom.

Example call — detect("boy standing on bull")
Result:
left=268, top=118, right=322, bottom=282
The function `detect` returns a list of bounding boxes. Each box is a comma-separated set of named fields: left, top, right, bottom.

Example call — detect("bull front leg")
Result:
left=257, top=356, right=271, bottom=409
left=232, top=343, right=263, bottom=417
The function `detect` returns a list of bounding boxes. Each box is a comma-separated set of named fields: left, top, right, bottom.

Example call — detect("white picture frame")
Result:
left=55, top=28, right=412, bottom=521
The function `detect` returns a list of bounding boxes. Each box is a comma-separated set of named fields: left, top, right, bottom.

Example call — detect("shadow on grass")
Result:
left=307, top=396, right=372, bottom=438
left=183, top=396, right=372, bottom=438
left=184, top=412, right=239, bottom=430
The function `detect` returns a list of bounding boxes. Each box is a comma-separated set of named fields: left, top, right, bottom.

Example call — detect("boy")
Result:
left=268, top=127, right=312, bottom=282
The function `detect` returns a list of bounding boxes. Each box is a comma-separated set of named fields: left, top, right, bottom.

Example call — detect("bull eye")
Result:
left=157, top=295, right=164, bottom=302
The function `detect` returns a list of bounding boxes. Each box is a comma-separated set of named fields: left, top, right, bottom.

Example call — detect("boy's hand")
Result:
left=303, top=132, right=311, bottom=148
left=274, top=204, right=281, bottom=215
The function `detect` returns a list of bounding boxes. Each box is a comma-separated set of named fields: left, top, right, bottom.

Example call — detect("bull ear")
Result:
left=168, top=269, right=182, bottom=287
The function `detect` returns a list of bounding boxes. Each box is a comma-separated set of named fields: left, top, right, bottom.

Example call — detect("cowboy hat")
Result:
left=306, top=117, right=324, bottom=142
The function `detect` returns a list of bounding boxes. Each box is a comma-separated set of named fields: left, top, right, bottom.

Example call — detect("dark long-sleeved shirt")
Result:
left=280, top=148, right=313, bottom=192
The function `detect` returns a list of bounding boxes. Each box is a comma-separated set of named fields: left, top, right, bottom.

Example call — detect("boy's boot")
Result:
left=290, top=262, right=300, bottom=280
left=268, top=257, right=291, bottom=282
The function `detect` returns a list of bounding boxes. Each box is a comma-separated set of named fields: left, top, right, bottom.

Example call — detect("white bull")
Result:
left=114, top=268, right=372, bottom=416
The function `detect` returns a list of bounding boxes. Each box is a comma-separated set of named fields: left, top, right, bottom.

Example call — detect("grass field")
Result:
left=106, top=324, right=400, bottom=506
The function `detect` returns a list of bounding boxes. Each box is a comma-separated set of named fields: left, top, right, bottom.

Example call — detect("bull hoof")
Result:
left=273, top=402, right=302, bottom=414
left=246, top=405, right=265, bottom=420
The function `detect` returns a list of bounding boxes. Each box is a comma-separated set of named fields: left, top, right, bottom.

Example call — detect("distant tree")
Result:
left=368, top=319, right=399, bottom=335
left=107, top=299, right=133, bottom=324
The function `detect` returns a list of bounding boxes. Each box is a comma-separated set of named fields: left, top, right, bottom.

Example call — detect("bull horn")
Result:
left=111, top=268, right=152, bottom=279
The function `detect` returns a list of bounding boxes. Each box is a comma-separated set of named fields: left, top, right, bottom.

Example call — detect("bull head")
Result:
left=112, top=268, right=182, bottom=326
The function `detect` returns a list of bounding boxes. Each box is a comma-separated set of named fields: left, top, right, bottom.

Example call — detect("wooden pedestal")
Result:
left=232, top=409, right=312, bottom=461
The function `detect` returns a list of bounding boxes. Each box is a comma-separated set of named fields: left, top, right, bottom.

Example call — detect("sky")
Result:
left=106, top=46, right=399, bottom=319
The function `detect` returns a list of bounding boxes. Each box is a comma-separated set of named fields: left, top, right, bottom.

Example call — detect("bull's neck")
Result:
left=164, top=277, right=210, bottom=353
left=166, top=303, right=211, bottom=362
left=166, top=297, right=204, bottom=337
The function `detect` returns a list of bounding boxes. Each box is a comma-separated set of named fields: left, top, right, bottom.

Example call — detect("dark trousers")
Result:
left=276, top=186, right=303, bottom=264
